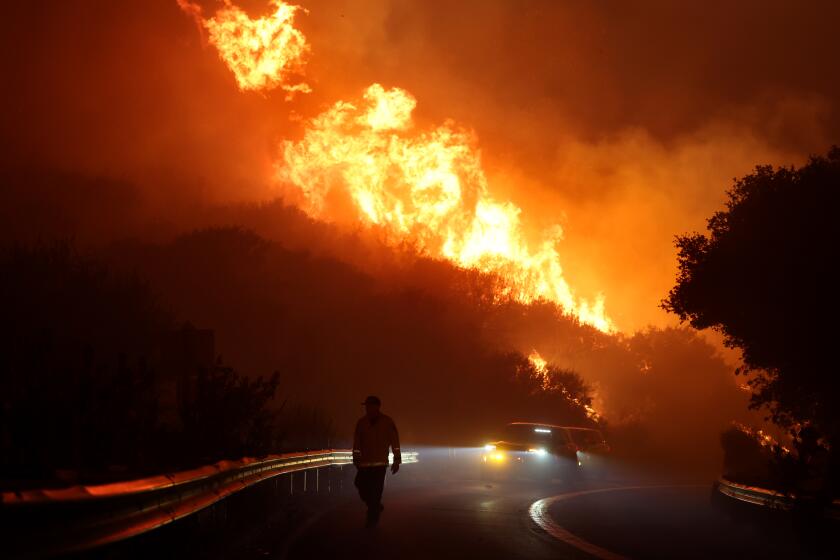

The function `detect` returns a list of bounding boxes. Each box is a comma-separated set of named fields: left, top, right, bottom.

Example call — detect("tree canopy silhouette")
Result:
left=0, top=243, right=301, bottom=487
left=663, top=147, right=839, bottom=447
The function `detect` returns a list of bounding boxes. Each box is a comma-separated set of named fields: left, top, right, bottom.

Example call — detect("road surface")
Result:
left=233, top=472, right=828, bottom=560
left=76, top=455, right=835, bottom=560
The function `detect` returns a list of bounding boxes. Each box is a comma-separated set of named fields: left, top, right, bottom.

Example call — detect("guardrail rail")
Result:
left=1, top=448, right=417, bottom=557
left=715, top=477, right=840, bottom=520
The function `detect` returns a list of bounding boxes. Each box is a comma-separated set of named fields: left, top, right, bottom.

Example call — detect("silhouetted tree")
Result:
left=663, top=147, right=839, bottom=481
left=184, top=364, right=281, bottom=460
left=720, top=426, right=774, bottom=486
left=0, top=243, right=170, bottom=481
left=0, top=243, right=312, bottom=487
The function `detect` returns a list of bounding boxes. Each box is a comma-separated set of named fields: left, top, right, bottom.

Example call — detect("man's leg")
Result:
left=370, top=466, right=387, bottom=509
left=361, top=466, right=387, bottom=525
left=355, top=467, right=372, bottom=507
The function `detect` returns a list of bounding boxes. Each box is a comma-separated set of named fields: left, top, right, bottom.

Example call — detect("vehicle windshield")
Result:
left=502, top=424, right=567, bottom=445
left=568, top=429, right=604, bottom=447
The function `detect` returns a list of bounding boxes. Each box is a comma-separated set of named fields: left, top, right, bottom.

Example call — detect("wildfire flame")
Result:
left=280, top=84, right=613, bottom=331
left=528, top=350, right=548, bottom=375
left=177, top=0, right=310, bottom=96
left=732, top=421, right=789, bottom=453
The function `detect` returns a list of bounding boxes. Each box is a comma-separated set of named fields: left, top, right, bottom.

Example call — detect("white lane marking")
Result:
left=529, top=485, right=704, bottom=560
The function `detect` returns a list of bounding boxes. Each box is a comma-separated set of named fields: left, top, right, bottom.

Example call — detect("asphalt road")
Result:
left=78, top=453, right=835, bottom=560
left=257, top=472, right=831, bottom=560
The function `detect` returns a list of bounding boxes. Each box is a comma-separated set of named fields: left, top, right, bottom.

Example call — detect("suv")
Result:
left=480, top=422, right=609, bottom=480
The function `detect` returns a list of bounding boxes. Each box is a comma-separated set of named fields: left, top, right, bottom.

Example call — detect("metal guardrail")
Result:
left=716, top=478, right=792, bottom=509
left=716, top=477, right=840, bottom=520
left=1, top=448, right=418, bottom=557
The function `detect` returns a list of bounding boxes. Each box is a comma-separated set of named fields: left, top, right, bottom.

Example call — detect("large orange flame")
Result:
left=177, top=0, right=310, bottom=96
left=280, top=84, right=613, bottom=331
left=528, top=350, right=549, bottom=375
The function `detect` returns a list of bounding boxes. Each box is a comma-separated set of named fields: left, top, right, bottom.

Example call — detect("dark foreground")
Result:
left=245, top=477, right=829, bottom=559
left=68, top=457, right=835, bottom=560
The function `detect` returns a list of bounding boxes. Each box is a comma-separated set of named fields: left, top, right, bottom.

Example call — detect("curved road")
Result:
left=250, top=474, right=824, bottom=560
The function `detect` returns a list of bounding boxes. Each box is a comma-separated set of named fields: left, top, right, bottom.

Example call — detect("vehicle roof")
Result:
left=506, top=422, right=601, bottom=432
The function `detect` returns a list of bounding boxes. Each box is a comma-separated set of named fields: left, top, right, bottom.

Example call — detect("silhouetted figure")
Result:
left=353, top=396, right=400, bottom=525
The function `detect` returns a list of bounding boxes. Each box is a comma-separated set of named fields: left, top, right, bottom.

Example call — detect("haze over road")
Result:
left=221, top=457, right=817, bottom=560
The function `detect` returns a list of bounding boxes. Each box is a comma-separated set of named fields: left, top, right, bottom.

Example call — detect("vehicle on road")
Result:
left=480, top=422, right=610, bottom=481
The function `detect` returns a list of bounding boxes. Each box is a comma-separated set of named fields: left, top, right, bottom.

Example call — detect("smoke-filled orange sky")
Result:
left=3, top=0, right=839, bottom=332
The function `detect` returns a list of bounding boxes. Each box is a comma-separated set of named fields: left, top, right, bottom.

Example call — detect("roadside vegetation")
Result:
left=0, top=244, right=318, bottom=488
left=665, top=146, right=839, bottom=498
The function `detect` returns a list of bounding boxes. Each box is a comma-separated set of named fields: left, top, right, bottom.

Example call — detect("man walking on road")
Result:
left=353, top=395, right=401, bottom=525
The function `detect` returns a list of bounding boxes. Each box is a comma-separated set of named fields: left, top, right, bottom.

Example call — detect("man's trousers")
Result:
left=354, top=466, right=387, bottom=510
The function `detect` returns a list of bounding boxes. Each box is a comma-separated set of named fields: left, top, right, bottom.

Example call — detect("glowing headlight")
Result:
left=528, top=448, right=548, bottom=456
left=484, top=444, right=496, bottom=451
left=492, top=452, right=506, bottom=462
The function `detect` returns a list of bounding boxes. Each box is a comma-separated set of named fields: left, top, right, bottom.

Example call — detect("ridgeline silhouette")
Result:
left=0, top=166, right=750, bottom=486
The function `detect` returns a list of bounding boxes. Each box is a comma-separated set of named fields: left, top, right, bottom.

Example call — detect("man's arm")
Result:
left=352, top=419, right=362, bottom=467
left=390, top=418, right=401, bottom=473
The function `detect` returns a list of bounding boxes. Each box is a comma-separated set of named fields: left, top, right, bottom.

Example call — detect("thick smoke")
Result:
left=298, top=0, right=839, bottom=330
left=2, top=1, right=837, bottom=473
left=4, top=1, right=838, bottom=330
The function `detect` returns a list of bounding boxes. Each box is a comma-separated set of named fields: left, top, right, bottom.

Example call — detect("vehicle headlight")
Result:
left=528, top=448, right=548, bottom=456
left=484, top=444, right=496, bottom=451
left=491, top=452, right=506, bottom=462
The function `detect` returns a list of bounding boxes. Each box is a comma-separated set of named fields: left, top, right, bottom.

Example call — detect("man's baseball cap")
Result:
left=361, top=395, right=381, bottom=406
